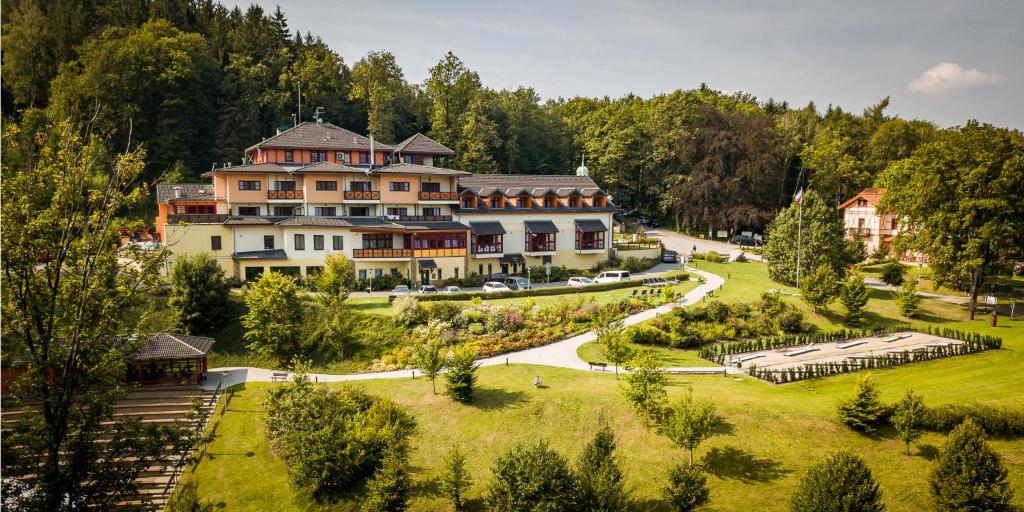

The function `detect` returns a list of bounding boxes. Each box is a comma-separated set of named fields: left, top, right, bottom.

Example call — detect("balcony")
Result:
left=847, top=228, right=872, bottom=237
left=167, top=214, right=228, bottom=224
left=418, top=191, right=459, bottom=201
left=397, top=215, right=453, bottom=222
left=344, top=190, right=380, bottom=200
left=352, top=248, right=412, bottom=259
left=414, top=248, right=467, bottom=258
left=268, top=190, right=303, bottom=200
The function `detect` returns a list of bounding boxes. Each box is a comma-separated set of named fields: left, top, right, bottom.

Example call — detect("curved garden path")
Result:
left=203, top=266, right=732, bottom=390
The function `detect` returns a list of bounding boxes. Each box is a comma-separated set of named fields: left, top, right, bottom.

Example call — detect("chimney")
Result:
left=173, top=186, right=182, bottom=199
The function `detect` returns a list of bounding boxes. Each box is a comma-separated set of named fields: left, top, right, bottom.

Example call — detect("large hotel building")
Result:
left=156, top=121, right=616, bottom=285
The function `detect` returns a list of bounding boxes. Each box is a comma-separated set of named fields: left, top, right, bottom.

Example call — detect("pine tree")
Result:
left=444, top=346, right=479, bottom=403
left=836, top=374, right=886, bottom=433
left=440, top=447, right=472, bottom=511
left=575, top=424, right=629, bottom=511
left=891, top=390, right=925, bottom=455
left=929, top=418, right=1013, bottom=511
left=839, top=273, right=870, bottom=323
left=800, top=264, right=841, bottom=312
left=664, top=463, right=710, bottom=512
left=790, top=451, right=884, bottom=512
left=896, top=279, right=921, bottom=318
left=362, top=448, right=411, bottom=512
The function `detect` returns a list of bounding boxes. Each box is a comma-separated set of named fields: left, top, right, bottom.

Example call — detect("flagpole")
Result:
left=796, top=198, right=803, bottom=288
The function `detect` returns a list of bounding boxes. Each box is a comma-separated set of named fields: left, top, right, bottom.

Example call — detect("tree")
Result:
left=444, top=346, right=479, bottom=403
left=425, top=51, right=481, bottom=152
left=455, top=95, right=501, bottom=173
left=891, top=390, right=925, bottom=455
left=242, top=271, right=304, bottom=361
left=790, top=451, right=884, bottom=512
left=414, top=341, right=445, bottom=394
left=440, top=447, right=473, bottom=511
left=664, top=463, right=710, bottom=512
left=764, top=190, right=857, bottom=287
left=168, top=253, right=232, bottom=335
left=839, top=273, right=870, bottom=323
left=661, top=387, right=718, bottom=465
left=623, top=351, right=667, bottom=427
left=575, top=424, right=629, bottom=512
left=485, top=441, right=578, bottom=512
left=879, top=259, right=906, bottom=286
left=877, top=121, right=1024, bottom=319
left=929, top=418, right=1013, bottom=511
left=595, top=314, right=631, bottom=379
left=800, top=264, right=841, bottom=312
left=802, top=127, right=871, bottom=207
left=362, top=447, right=411, bottom=512
left=896, top=279, right=921, bottom=318
left=1, top=120, right=192, bottom=509
left=315, top=252, right=358, bottom=296
left=349, top=51, right=409, bottom=143
left=307, top=254, right=356, bottom=360
left=836, top=374, right=886, bottom=433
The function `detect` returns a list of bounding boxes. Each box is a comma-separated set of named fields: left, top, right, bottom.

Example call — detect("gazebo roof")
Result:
left=134, top=333, right=215, bottom=361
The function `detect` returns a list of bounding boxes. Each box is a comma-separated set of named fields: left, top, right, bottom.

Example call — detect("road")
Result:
left=648, top=229, right=763, bottom=262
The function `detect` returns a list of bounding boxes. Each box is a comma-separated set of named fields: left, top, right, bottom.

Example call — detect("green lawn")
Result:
left=576, top=340, right=717, bottom=368
left=185, top=261, right=1024, bottom=511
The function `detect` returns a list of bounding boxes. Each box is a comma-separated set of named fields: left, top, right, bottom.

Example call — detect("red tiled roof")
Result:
left=838, top=188, right=887, bottom=209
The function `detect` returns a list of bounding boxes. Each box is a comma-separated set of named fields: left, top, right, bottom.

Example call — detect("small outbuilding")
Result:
left=131, top=333, right=215, bottom=386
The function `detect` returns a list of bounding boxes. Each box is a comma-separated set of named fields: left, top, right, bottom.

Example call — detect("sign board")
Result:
left=716, top=230, right=728, bottom=239
left=985, top=295, right=997, bottom=306
left=545, top=262, right=552, bottom=277
left=742, top=231, right=753, bottom=237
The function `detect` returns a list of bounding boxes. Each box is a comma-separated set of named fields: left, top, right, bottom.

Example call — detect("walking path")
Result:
left=204, top=266, right=733, bottom=390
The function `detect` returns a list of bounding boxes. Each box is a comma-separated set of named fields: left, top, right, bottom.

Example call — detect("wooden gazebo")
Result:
left=131, top=333, right=215, bottom=386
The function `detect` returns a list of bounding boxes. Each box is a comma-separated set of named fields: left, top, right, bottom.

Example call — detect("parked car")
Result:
left=392, top=285, right=411, bottom=295
left=444, top=286, right=461, bottom=294
left=662, top=250, right=679, bottom=263
left=482, top=281, right=511, bottom=293
left=418, top=285, right=438, bottom=294
left=594, top=271, right=631, bottom=283
left=731, top=234, right=758, bottom=247
left=504, top=276, right=532, bottom=290
left=486, top=273, right=510, bottom=282
left=567, top=276, right=595, bottom=287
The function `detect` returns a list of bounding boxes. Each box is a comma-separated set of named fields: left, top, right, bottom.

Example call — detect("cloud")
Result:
left=908, top=62, right=1001, bottom=94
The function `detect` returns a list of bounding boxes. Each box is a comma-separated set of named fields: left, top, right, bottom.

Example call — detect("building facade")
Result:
left=157, top=121, right=617, bottom=285
left=838, top=187, right=924, bottom=262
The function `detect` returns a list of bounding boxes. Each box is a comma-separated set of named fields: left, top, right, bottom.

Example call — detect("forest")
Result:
left=0, top=0, right=1007, bottom=234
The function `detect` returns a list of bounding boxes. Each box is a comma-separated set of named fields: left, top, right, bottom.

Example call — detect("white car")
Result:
left=444, top=286, right=461, bottom=294
left=567, top=276, right=595, bottom=287
left=392, top=285, right=411, bottom=295
left=482, top=281, right=511, bottom=293
left=594, top=271, right=631, bottom=283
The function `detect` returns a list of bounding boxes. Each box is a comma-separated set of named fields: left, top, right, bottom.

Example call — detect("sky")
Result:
left=234, top=0, right=1023, bottom=128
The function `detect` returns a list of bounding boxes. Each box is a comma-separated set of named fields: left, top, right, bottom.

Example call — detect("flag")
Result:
left=793, top=188, right=804, bottom=204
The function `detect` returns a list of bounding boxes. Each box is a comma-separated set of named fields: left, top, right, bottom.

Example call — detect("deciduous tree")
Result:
left=660, top=387, right=718, bottom=465
left=891, top=390, right=925, bottom=455
left=242, top=271, right=304, bottom=360
left=800, top=264, right=841, bottom=312
left=764, top=190, right=856, bottom=286
left=623, top=351, right=667, bottom=427
left=485, top=441, right=578, bottom=512
left=168, top=253, right=232, bottom=335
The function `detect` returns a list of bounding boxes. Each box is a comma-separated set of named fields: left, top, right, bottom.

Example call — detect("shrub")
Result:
left=775, top=309, right=805, bottom=334
left=840, top=273, right=869, bottom=323
left=790, top=451, right=884, bottom=512
left=575, top=425, right=629, bottom=512
left=704, top=251, right=724, bottom=263
left=664, top=463, right=710, bottom=512
left=880, top=259, right=906, bottom=286
left=702, top=300, right=730, bottom=323
left=929, top=418, right=1013, bottom=511
left=891, top=390, right=926, bottom=455
left=392, top=295, right=423, bottom=326
left=896, top=279, right=921, bottom=318
left=800, top=264, right=840, bottom=312
left=422, top=301, right=464, bottom=324
left=263, top=374, right=415, bottom=499
left=168, top=253, right=232, bottom=336
left=361, top=447, right=411, bottom=512
left=485, top=441, right=578, bottom=512
left=920, top=403, right=1024, bottom=436
left=467, top=322, right=485, bottom=336
left=837, top=374, right=887, bottom=433
left=444, top=346, right=479, bottom=403
left=627, top=324, right=672, bottom=346
left=440, top=447, right=472, bottom=511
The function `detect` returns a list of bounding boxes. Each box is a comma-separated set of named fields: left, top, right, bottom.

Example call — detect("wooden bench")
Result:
left=588, top=362, right=608, bottom=372
left=270, top=372, right=288, bottom=382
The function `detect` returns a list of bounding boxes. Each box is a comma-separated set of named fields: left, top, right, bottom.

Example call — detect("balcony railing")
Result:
left=353, top=248, right=411, bottom=258
left=167, top=214, right=228, bottom=224
left=418, top=191, right=459, bottom=201
left=397, top=215, right=453, bottom=222
left=414, top=248, right=467, bottom=258
left=268, top=190, right=303, bottom=200
left=473, top=245, right=503, bottom=255
left=344, top=190, right=380, bottom=200
left=847, top=228, right=872, bottom=237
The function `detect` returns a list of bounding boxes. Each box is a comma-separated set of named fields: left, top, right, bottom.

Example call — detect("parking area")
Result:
left=729, top=331, right=965, bottom=371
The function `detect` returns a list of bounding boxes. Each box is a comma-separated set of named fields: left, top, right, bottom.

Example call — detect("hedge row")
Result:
left=921, top=403, right=1024, bottom=437
left=412, top=272, right=690, bottom=302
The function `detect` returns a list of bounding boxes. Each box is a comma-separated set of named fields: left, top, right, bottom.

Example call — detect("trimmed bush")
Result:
left=880, top=259, right=906, bottom=286
left=921, top=403, right=1024, bottom=436
left=929, top=418, right=1013, bottom=511
left=790, top=451, right=884, bottom=512
left=485, top=441, right=578, bottom=512
left=704, top=252, right=725, bottom=263
left=664, top=463, right=710, bottom=512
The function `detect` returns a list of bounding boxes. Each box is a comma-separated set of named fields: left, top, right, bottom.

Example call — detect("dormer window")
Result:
left=311, top=151, right=327, bottom=162
left=462, top=196, right=476, bottom=209
left=403, top=155, right=413, bottom=164
left=490, top=194, right=503, bottom=208
left=543, top=196, right=555, bottom=208
left=569, top=195, right=581, bottom=208
left=517, top=196, right=530, bottom=208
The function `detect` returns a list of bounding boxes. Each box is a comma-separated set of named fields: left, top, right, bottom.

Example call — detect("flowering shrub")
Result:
left=392, top=295, right=422, bottom=326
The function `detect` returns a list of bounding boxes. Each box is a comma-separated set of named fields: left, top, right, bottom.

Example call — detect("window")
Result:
left=239, top=180, right=261, bottom=191
left=359, top=152, right=370, bottom=164
left=517, top=197, right=530, bottom=208
left=270, top=266, right=301, bottom=277
left=422, top=207, right=441, bottom=217
left=857, top=198, right=868, bottom=206
left=349, top=207, right=370, bottom=216
left=390, top=268, right=400, bottom=277
left=314, top=207, right=337, bottom=216
left=569, top=195, right=581, bottom=208
left=306, top=266, right=323, bottom=276
left=455, top=267, right=459, bottom=279
left=421, top=182, right=441, bottom=192
left=336, top=151, right=350, bottom=164
left=211, top=236, right=222, bottom=250
left=350, top=181, right=371, bottom=192
left=479, top=264, right=483, bottom=275
left=362, top=233, right=392, bottom=249
left=264, top=235, right=275, bottom=249
left=527, top=233, right=556, bottom=252
left=575, top=230, right=605, bottom=250
left=411, top=233, right=466, bottom=250
left=386, top=207, right=408, bottom=218
left=462, top=196, right=475, bottom=208
left=245, top=266, right=264, bottom=281
left=273, top=206, right=295, bottom=216
left=403, top=155, right=413, bottom=164
left=438, top=269, right=443, bottom=280
left=284, top=150, right=293, bottom=162
left=316, top=180, right=338, bottom=191
left=311, top=151, right=327, bottom=162
left=294, top=234, right=305, bottom=250
left=375, top=269, right=383, bottom=278
left=274, top=181, right=296, bottom=191
left=473, top=234, right=503, bottom=254
left=177, top=205, right=215, bottom=214
left=332, top=236, right=343, bottom=250
left=389, top=181, right=410, bottom=192
left=313, top=235, right=324, bottom=250
left=238, top=206, right=260, bottom=216
left=490, top=195, right=503, bottom=208
left=891, top=219, right=898, bottom=230
left=358, top=269, right=367, bottom=281
left=543, top=196, right=555, bottom=208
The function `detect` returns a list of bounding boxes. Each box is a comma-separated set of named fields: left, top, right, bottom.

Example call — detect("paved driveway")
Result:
left=649, top=229, right=763, bottom=262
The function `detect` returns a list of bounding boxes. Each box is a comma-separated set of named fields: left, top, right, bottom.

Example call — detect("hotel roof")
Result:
left=394, top=133, right=455, bottom=156
left=245, top=122, right=395, bottom=153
